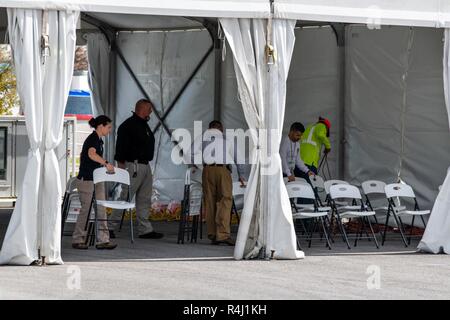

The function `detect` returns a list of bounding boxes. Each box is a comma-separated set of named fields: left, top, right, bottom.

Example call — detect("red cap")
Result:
left=319, top=117, right=331, bottom=129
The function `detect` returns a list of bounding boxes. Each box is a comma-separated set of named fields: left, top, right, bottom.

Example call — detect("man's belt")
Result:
left=204, top=163, right=226, bottom=167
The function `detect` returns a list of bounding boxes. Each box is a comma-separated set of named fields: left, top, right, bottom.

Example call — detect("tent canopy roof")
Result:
left=2, top=1, right=450, bottom=28
left=0, top=0, right=270, bottom=19
left=275, top=0, right=450, bottom=28
left=81, top=13, right=205, bottom=31
left=0, top=8, right=208, bottom=31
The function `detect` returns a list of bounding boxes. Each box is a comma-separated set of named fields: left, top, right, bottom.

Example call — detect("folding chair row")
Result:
left=285, top=176, right=430, bottom=249
left=286, top=182, right=332, bottom=250
left=329, top=184, right=379, bottom=249
left=287, top=182, right=379, bottom=250
left=315, top=177, right=430, bottom=247
left=285, top=176, right=350, bottom=214
left=362, top=180, right=430, bottom=247
left=316, top=178, right=379, bottom=249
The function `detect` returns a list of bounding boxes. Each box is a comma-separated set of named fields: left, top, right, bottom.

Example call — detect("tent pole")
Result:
left=331, top=23, right=346, bottom=180
left=213, top=25, right=222, bottom=121
left=107, top=33, right=118, bottom=164
left=213, top=39, right=222, bottom=121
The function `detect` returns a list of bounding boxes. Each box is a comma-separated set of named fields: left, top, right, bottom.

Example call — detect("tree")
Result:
left=0, top=62, right=18, bottom=115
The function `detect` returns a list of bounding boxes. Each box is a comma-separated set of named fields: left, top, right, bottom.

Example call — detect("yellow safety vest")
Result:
left=300, top=123, right=331, bottom=168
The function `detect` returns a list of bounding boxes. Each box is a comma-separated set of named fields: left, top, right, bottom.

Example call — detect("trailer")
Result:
left=0, top=116, right=77, bottom=206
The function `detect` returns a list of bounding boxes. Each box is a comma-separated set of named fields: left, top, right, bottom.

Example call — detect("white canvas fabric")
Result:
left=220, top=17, right=304, bottom=260
left=0, top=8, right=78, bottom=265
left=274, top=0, right=450, bottom=28
left=417, top=29, right=450, bottom=254
left=0, top=0, right=271, bottom=18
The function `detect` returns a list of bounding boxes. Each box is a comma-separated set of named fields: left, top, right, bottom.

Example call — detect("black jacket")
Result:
left=78, top=131, right=103, bottom=181
left=114, top=113, right=155, bottom=163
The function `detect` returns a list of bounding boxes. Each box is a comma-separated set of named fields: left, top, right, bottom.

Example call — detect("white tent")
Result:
left=1, top=0, right=450, bottom=264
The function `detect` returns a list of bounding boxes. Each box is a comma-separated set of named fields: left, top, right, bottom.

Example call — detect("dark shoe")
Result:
left=72, top=243, right=88, bottom=250
left=208, top=234, right=216, bottom=242
left=215, top=238, right=235, bottom=246
left=138, top=231, right=164, bottom=239
left=109, top=230, right=116, bottom=239
left=96, top=242, right=117, bottom=250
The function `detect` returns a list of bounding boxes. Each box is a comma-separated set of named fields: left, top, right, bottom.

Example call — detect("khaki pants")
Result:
left=108, top=162, right=154, bottom=235
left=202, top=166, right=233, bottom=241
left=72, top=179, right=110, bottom=244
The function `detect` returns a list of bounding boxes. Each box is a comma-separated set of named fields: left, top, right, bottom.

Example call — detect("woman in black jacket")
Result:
left=72, top=115, right=117, bottom=250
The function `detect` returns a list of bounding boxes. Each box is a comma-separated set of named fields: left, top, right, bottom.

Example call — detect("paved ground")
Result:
left=0, top=208, right=450, bottom=300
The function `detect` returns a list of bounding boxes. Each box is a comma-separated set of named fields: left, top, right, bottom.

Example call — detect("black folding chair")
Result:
left=178, top=168, right=201, bottom=244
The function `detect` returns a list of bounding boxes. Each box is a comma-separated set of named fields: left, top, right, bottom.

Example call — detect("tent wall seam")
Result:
left=398, top=27, right=415, bottom=181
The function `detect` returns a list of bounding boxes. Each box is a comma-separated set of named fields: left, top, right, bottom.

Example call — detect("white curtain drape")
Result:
left=87, top=33, right=110, bottom=116
left=220, top=18, right=304, bottom=260
left=418, top=29, right=450, bottom=254
left=0, top=9, right=78, bottom=265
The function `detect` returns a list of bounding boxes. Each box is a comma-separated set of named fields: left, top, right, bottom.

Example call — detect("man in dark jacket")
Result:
left=108, top=99, right=163, bottom=239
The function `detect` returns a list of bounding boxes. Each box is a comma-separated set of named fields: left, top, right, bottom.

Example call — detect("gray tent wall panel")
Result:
left=115, top=30, right=214, bottom=202
left=345, top=25, right=450, bottom=209
left=285, top=26, right=340, bottom=178
left=345, top=26, right=407, bottom=188
left=115, top=32, right=164, bottom=128
left=400, top=27, right=448, bottom=209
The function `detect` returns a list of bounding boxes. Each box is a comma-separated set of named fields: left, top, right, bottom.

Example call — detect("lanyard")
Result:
left=288, top=140, right=296, bottom=172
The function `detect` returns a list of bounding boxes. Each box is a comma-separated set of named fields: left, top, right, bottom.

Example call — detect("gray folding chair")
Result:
left=86, top=167, right=136, bottom=245
left=329, top=184, right=379, bottom=249
left=287, top=182, right=332, bottom=249
left=383, top=183, right=430, bottom=247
